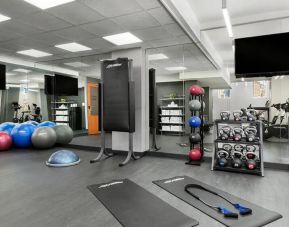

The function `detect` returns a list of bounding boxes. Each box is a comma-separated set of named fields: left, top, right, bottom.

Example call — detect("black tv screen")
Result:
left=54, top=74, right=78, bottom=96
left=0, top=64, right=6, bottom=90
left=235, top=32, right=289, bottom=78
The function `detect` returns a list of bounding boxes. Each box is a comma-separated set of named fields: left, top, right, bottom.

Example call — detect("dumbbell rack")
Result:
left=211, top=120, right=264, bottom=176
left=186, top=94, right=204, bottom=166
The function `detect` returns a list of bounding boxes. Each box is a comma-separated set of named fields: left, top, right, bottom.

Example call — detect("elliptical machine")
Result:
left=248, top=101, right=289, bottom=139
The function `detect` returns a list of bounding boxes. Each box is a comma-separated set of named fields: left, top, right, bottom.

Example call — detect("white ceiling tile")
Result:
left=19, top=12, right=72, bottom=32
left=163, top=23, right=186, bottom=37
left=111, top=11, right=160, bottom=30
left=31, top=32, right=70, bottom=46
left=135, top=0, right=161, bottom=10
left=80, top=19, right=125, bottom=36
left=52, top=27, right=96, bottom=42
left=0, top=0, right=40, bottom=19
left=82, top=0, right=143, bottom=17
left=0, top=20, right=44, bottom=36
left=148, top=7, right=175, bottom=25
left=133, top=26, right=171, bottom=41
left=47, top=2, right=104, bottom=25
left=81, top=37, right=115, bottom=49
left=0, top=30, right=23, bottom=42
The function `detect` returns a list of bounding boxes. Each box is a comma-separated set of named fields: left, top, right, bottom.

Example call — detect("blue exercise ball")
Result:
left=37, top=121, right=56, bottom=128
left=188, top=116, right=201, bottom=128
left=11, top=123, right=36, bottom=148
left=0, top=122, right=16, bottom=135
left=27, top=121, right=39, bottom=126
left=46, top=150, right=81, bottom=167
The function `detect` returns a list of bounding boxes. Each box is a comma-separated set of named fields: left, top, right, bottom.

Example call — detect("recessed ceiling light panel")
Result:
left=148, top=54, right=168, bottom=61
left=17, top=49, right=52, bottom=58
left=165, top=67, right=187, bottom=71
left=103, top=32, right=142, bottom=46
left=0, top=14, right=11, bottom=23
left=55, top=42, right=92, bottom=52
left=24, top=0, right=75, bottom=10
left=64, top=62, right=90, bottom=68
left=6, top=73, right=16, bottom=76
left=20, top=79, right=31, bottom=83
left=13, top=68, right=31, bottom=73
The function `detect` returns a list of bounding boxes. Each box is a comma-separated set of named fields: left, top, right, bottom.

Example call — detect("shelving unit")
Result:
left=51, top=101, right=73, bottom=126
left=211, top=119, right=264, bottom=176
left=159, top=95, right=185, bottom=135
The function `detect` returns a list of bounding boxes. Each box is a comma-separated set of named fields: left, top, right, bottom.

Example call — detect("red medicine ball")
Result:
left=188, top=148, right=202, bottom=161
left=190, top=85, right=203, bottom=96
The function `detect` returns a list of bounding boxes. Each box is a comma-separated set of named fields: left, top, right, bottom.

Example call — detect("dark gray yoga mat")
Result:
left=88, top=179, right=198, bottom=227
left=153, top=176, right=282, bottom=227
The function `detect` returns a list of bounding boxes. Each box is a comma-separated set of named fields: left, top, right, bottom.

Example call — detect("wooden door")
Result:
left=87, top=82, right=99, bottom=135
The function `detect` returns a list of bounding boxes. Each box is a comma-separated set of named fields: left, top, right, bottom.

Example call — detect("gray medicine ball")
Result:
left=32, top=126, right=57, bottom=149
left=53, top=125, right=73, bottom=144
left=189, top=100, right=202, bottom=111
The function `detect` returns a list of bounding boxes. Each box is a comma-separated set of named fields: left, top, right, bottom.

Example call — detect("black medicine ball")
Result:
left=189, top=133, right=201, bottom=144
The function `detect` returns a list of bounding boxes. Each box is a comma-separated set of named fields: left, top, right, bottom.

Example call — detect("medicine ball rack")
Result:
left=211, top=120, right=264, bottom=176
left=186, top=94, right=204, bottom=166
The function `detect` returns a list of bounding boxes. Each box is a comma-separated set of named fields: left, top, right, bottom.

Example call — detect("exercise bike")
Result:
left=30, top=103, right=42, bottom=123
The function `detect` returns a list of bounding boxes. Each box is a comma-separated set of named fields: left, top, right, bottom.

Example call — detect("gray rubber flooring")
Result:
left=0, top=148, right=288, bottom=227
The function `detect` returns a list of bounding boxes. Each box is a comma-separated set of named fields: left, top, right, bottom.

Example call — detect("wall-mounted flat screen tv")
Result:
left=54, top=74, right=78, bottom=96
left=235, top=32, right=289, bottom=78
left=0, top=64, right=6, bottom=90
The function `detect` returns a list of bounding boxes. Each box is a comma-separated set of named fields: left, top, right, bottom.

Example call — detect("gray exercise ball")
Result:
left=189, top=100, right=201, bottom=111
left=31, top=126, right=57, bottom=149
left=53, top=125, right=73, bottom=144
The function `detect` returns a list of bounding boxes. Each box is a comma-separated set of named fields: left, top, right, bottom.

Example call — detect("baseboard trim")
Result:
left=65, top=143, right=289, bottom=171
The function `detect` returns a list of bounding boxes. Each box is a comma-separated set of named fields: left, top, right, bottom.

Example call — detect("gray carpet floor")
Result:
left=0, top=148, right=288, bottom=227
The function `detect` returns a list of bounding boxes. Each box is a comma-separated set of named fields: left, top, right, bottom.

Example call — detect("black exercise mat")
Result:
left=153, top=176, right=282, bottom=227
left=88, top=179, right=198, bottom=227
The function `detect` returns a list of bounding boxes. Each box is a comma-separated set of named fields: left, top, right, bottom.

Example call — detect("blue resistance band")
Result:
left=185, top=184, right=252, bottom=218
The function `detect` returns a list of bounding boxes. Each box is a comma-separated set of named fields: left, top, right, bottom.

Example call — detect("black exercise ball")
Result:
left=189, top=133, right=201, bottom=144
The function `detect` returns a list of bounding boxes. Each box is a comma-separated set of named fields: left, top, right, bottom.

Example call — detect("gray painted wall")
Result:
left=212, top=82, right=270, bottom=120
left=0, top=88, right=20, bottom=123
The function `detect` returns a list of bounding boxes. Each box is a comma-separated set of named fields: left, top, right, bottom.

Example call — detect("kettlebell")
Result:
left=231, top=151, right=243, bottom=168
left=217, top=150, right=229, bottom=167
left=233, top=127, right=243, bottom=141
left=220, top=111, right=230, bottom=121
left=233, top=110, right=242, bottom=121
left=244, top=127, right=257, bottom=142
left=245, top=151, right=258, bottom=170
left=219, top=126, right=232, bottom=140
left=246, top=159, right=257, bottom=170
